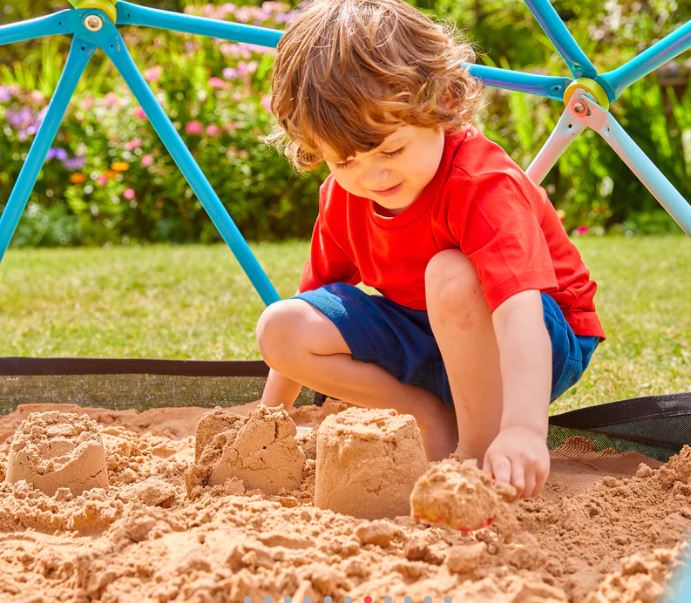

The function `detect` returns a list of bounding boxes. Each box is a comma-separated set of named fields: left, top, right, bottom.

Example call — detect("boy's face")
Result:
left=321, top=125, right=445, bottom=216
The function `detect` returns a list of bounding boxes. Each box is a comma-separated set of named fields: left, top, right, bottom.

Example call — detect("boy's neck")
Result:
left=373, top=202, right=408, bottom=217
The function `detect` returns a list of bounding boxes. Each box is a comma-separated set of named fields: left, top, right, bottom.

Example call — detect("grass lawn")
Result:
left=1, top=236, right=688, bottom=414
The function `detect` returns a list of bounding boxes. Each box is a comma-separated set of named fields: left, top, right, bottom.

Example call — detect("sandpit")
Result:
left=0, top=401, right=689, bottom=602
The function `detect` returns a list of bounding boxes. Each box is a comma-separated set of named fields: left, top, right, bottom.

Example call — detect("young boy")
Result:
left=255, top=0, right=604, bottom=499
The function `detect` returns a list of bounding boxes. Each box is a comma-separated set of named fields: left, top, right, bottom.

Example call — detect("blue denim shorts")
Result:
left=295, top=283, right=599, bottom=407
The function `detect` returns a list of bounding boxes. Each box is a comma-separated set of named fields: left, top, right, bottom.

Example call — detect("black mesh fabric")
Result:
left=1, top=357, right=689, bottom=461
left=548, top=392, right=691, bottom=461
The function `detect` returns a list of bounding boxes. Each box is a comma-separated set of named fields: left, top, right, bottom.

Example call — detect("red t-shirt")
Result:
left=298, top=127, right=605, bottom=339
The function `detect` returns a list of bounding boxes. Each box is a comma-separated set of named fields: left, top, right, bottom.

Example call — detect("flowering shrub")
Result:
left=1, top=0, right=688, bottom=246
left=1, top=1, right=325, bottom=247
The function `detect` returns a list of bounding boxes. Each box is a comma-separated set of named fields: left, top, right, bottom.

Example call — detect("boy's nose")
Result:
left=361, top=166, right=392, bottom=191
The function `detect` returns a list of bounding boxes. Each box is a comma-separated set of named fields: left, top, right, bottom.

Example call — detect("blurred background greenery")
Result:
left=0, top=0, right=689, bottom=247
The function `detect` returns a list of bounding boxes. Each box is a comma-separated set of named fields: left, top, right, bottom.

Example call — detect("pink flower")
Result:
left=141, top=154, right=154, bottom=167
left=206, top=124, right=221, bottom=137
left=82, top=97, right=95, bottom=110
left=133, top=106, right=146, bottom=120
left=575, top=225, right=589, bottom=236
left=102, top=92, right=120, bottom=109
left=208, top=77, right=227, bottom=89
left=261, top=95, right=272, bottom=113
left=144, top=66, right=163, bottom=83
left=185, top=121, right=204, bottom=135
left=125, top=138, right=142, bottom=151
left=96, top=175, right=108, bottom=186
left=123, top=188, right=136, bottom=200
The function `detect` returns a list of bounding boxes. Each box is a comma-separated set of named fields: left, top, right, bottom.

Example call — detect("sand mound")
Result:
left=186, top=405, right=305, bottom=496
left=410, top=458, right=515, bottom=531
left=5, top=411, right=108, bottom=496
left=0, top=403, right=688, bottom=601
left=314, top=407, right=428, bottom=519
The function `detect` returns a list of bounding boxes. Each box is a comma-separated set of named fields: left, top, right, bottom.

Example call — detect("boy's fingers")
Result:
left=535, top=462, right=550, bottom=496
left=489, top=454, right=512, bottom=487
left=510, top=458, right=525, bottom=498
left=523, top=466, right=537, bottom=498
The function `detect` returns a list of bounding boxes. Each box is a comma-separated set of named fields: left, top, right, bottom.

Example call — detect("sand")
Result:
left=0, top=401, right=689, bottom=602
left=410, top=458, right=515, bottom=532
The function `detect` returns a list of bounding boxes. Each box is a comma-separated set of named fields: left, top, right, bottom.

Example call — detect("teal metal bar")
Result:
left=525, top=101, right=587, bottom=183
left=0, top=10, right=72, bottom=46
left=524, top=0, right=598, bottom=78
left=600, top=21, right=691, bottom=101
left=0, top=37, right=94, bottom=262
left=466, top=64, right=571, bottom=101
left=585, top=100, right=691, bottom=235
left=116, top=1, right=282, bottom=47
left=101, top=29, right=281, bottom=305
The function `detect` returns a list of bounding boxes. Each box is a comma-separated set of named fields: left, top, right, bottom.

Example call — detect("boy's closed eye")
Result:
left=334, top=145, right=406, bottom=170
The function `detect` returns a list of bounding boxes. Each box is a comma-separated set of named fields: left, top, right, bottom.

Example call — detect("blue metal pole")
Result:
left=0, top=37, right=94, bottom=262
left=101, top=30, right=281, bottom=305
left=599, top=21, right=691, bottom=101
left=667, top=541, right=691, bottom=603
left=465, top=64, right=571, bottom=101
left=0, top=11, right=72, bottom=46
left=525, top=103, right=587, bottom=184
left=115, top=1, right=282, bottom=48
left=524, top=0, right=598, bottom=79
left=593, top=107, right=691, bottom=235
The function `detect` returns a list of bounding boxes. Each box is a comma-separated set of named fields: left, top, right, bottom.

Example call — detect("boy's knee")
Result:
left=425, top=249, right=481, bottom=310
left=256, top=300, right=308, bottom=370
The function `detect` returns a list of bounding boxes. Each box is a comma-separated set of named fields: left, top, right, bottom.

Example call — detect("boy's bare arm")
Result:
left=484, top=289, right=551, bottom=498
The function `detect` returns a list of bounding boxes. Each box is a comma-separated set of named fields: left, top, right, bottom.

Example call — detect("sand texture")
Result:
left=0, top=402, right=689, bottom=602
left=410, top=458, right=515, bottom=532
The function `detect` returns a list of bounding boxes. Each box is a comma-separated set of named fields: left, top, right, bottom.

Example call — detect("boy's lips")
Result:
left=372, top=182, right=403, bottom=197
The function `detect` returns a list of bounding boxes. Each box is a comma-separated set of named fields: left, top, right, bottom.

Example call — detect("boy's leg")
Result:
left=425, top=249, right=503, bottom=461
left=256, top=299, right=458, bottom=460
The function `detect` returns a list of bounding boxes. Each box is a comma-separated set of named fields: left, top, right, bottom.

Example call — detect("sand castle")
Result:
left=5, top=411, right=109, bottom=496
left=186, top=405, right=306, bottom=495
left=314, top=407, right=428, bottom=519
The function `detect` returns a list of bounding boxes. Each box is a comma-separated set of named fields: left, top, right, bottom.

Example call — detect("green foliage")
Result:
left=0, top=0, right=689, bottom=246
left=1, top=2, right=325, bottom=246
left=414, top=0, right=690, bottom=234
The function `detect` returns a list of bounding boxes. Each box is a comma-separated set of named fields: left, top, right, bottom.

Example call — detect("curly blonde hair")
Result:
left=267, top=0, right=483, bottom=171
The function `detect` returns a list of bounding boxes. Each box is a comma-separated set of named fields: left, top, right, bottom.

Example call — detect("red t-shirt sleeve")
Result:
left=450, top=170, right=559, bottom=310
left=298, top=179, right=361, bottom=293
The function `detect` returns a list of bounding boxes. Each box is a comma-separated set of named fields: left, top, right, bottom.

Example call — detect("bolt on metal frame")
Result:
left=0, top=0, right=689, bottom=309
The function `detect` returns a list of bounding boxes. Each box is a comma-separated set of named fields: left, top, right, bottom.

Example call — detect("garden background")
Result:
left=0, top=1, right=689, bottom=411
left=1, top=0, right=689, bottom=246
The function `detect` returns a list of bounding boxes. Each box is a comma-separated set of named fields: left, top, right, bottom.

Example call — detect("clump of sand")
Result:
left=5, top=411, right=108, bottom=496
left=0, top=403, right=689, bottom=601
left=314, top=407, right=428, bottom=519
left=410, top=458, right=515, bottom=531
left=186, top=405, right=305, bottom=496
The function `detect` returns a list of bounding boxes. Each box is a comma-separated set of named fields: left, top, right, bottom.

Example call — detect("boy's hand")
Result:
left=483, top=426, right=550, bottom=498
